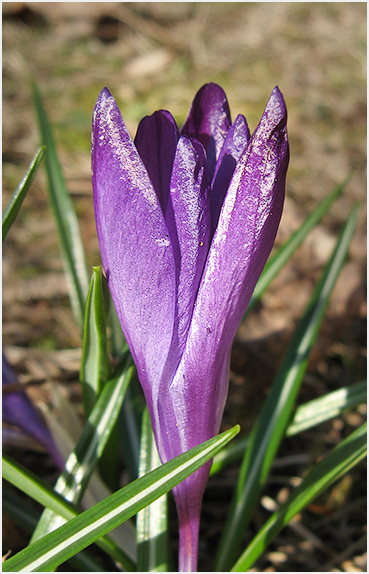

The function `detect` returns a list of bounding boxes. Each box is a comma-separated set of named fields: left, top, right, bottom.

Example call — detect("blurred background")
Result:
left=2, top=2, right=367, bottom=572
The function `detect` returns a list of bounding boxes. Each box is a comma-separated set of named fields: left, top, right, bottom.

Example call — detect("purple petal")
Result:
left=91, top=88, right=177, bottom=402
left=157, top=85, right=288, bottom=470
left=147, top=134, right=212, bottom=480
left=181, top=83, right=232, bottom=180
left=2, top=354, right=64, bottom=470
left=192, top=86, right=288, bottom=359
left=134, top=110, right=179, bottom=216
left=169, top=136, right=211, bottom=355
left=155, top=88, right=288, bottom=570
left=92, top=84, right=289, bottom=573
left=211, top=113, right=250, bottom=230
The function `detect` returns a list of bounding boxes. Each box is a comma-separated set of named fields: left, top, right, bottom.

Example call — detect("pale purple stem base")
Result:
left=173, top=462, right=211, bottom=571
left=177, top=504, right=201, bottom=572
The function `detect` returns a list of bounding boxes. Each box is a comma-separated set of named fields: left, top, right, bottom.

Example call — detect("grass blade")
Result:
left=214, top=204, right=360, bottom=571
left=109, top=293, right=128, bottom=358
left=31, top=356, right=134, bottom=542
left=3, top=488, right=108, bottom=574
left=2, top=146, right=46, bottom=241
left=80, top=266, right=119, bottom=490
left=286, top=379, right=367, bottom=436
left=211, top=379, right=367, bottom=475
left=244, top=177, right=348, bottom=317
left=3, top=454, right=79, bottom=520
left=120, top=377, right=145, bottom=481
left=231, top=422, right=367, bottom=572
left=2, top=457, right=135, bottom=571
left=3, top=424, right=240, bottom=572
left=137, top=409, right=168, bottom=572
left=32, top=82, right=89, bottom=327
left=106, top=287, right=143, bottom=484
left=80, top=266, right=111, bottom=418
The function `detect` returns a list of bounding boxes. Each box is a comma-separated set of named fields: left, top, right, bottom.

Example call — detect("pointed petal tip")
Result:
left=92, top=87, right=123, bottom=164
left=267, top=86, right=287, bottom=121
left=95, top=86, right=113, bottom=107
left=272, top=85, right=282, bottom=94
left=93, top=88, right=122, bottom=123
left=93, top=88, right=115, bottom=130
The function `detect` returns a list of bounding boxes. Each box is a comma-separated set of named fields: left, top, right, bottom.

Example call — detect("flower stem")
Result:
left=178, top=512, right=200, bottom=572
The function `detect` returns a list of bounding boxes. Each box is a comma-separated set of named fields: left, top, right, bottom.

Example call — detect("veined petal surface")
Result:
left=91, top=88, right=176, bottom=401
left=189, top=87, right=288, bottom=371
left=167, top=86, right=289, bottom=457
left=147, top=135, right=212, bottom=462
left=211, top=113, right=251, bottom=230
left=169, top=136, right=211, bottom=355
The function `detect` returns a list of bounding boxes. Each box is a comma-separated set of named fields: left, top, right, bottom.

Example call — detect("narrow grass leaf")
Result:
left=80, top=266, right=127, bottom=490
left=137, top=409, right=168, bottom=572
left=32, top=82, right=89, bottom=327
left=80, top=266, right=111, bottom=418
left=214, top=205, right=360, bottom=571
left=2, top=146, right=46, bottom=241
left=244, top=177, right=348, bottom=317
left=211, top=379, right=366, bottom=475
left=286, top=379, right=367, bottom=436
left=231, top=422, right=367, bottom=572
left=3, top=493, right=108, bottom=573
left=109, top=293, right=128, bottom=358
left=31, top=356, right=134, bottom=542
left=3, top=454, right=79, bottom=520
left=2, top=455, right=135, bottom=571
left=107, top=290, right=142, bottom=483
left=120, top=377, right=145, bottom=481
left=2, top=425, right=240, bottom=572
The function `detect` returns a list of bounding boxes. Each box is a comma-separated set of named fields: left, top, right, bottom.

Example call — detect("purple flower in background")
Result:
left=92, top=83, right=289, bottom=571
left=2, top=353, right=64, bottom=471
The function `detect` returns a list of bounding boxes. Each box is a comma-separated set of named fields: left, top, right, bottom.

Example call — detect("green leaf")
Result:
left=231, top=422, right=367, bottom=572
left=137, top=409, right=168, bottom=572
left=108, top=293, right=128, bottom=359
left=120, top=376, right=146, bottom=481
left=31, top=356, right=134, bottom=543
left=244, top=177, right=348, bottom=317
left=3, top=424, right=240, bottom=572
left=105, top=280, right=142, bottom=484
left=3, top=454, right=79, bottom=520
left=214, top=205, right=360, bottom=571
left=286, top=379, right=367, bottom=436
left=2, top=146, right=46, bottom=241
left=211, top=379, right=367, bottom=475
left=2, top=459, right=135, bottom=571
left=32, top=82, right=89, bottom=328
left=80, top=266, right=111, bottom=418
left=80, top=266, right=120, bottom=490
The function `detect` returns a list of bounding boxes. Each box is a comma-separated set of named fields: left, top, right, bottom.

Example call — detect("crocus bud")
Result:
left=92, top=83, right=289, bottom=571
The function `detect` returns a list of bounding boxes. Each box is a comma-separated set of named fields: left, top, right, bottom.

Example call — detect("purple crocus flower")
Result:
left=92, top=83, right=289, bottom=571
left=2, top=353, right=64, bottom=471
